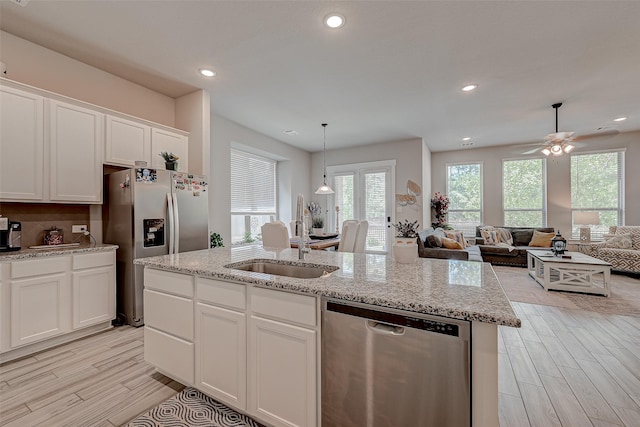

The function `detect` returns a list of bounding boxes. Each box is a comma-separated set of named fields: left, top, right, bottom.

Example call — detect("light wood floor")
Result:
left=2, top=302, right=640, bottom=426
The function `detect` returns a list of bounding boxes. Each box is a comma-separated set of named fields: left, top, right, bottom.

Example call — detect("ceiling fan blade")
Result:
left=522, top=147, right=541, bottom=155
left=574, top=128, right=620, bottom=141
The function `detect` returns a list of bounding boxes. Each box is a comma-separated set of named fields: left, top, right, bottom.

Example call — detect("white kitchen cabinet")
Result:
left=10, top=269, right=71, bottom=348
left=143, top=268, right=195, bottom=385
left=0, top=85, right=44, bottom=201
left=49, top=99, right=104, bottom=203
left=151, top=128, right=189, bottom=171
left=248, top=316, right=317, bottom=427
left=105, top=115, right=151, bottom=167
left=196, top=302, right=247, bottom=410
left=72, top=252, right=116, bottom=330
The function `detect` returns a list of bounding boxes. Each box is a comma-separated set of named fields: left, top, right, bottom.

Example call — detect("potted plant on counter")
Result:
left=392, top=219, right=420, bottom=263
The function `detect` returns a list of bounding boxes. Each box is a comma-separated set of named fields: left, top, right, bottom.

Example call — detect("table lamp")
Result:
left=574, top=212, right=600, bottom=242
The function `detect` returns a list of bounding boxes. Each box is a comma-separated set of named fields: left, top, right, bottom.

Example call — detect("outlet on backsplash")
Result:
left=72, top=225, right=88, bottom=233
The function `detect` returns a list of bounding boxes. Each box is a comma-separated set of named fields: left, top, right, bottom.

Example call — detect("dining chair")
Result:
left=338, top=220, right=360, bottom=253
left=261, top=221, right=290, bottom=249
left=353, top=221, right=369, bottom=253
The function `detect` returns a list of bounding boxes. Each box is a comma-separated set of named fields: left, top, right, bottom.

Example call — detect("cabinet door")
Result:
left=248, top=316, right=317, bottom=427
left=72, top=266, right=115, bottom=330
left=151, top=128, right=189, bottom=172
left=196, top=302, right=246, bottom=410
left=144, top=325, right=194, bottom=386
left=49, top=100, right=103, bottom=203
left=105, top=115, right=151, bottom=167
left=10, top=273, right=71, bottom=348
left=0, top=85, right=44, bottom=200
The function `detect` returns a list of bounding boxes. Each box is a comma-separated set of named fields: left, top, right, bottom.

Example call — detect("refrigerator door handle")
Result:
left=173, top=191, right=180, bottom=253
left=167, top=193, right=175, bottom=255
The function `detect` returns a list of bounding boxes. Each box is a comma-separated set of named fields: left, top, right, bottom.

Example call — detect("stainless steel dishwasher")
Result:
left=321, top=298, right=471, bottom=427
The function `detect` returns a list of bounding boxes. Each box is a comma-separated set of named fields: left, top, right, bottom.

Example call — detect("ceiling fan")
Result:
left=521, top=102, right=619, bottom=155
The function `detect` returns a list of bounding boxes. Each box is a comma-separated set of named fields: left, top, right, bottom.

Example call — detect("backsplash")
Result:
left=0, top=203, right=91, bottom=248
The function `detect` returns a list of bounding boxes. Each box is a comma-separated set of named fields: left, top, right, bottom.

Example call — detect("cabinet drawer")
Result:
left=144, top=289, right=193, bottom=341
left=197, top=278, right=246, bottom=310
left=251, top=287, right=317, bottom=327
left=144, top=326, right=194, bottom=386
left=73, top=251, right=114, bottom=270
left=144, top=268, right=193, bottom=298
left=11, top=257, right=70, bottom=279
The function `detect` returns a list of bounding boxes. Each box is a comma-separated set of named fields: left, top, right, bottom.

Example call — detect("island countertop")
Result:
left=134, top=246, right=521, bottom=327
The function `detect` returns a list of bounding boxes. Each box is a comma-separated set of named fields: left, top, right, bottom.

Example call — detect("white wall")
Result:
left=210, top=114, right=311, bottom=246
left=176, top=90, right=211, bottom=176
left=0, top=31, right=176, bottom=126
left=311, top=138, right=427, bottom=229
left=431, top=130, right=640, bottom=235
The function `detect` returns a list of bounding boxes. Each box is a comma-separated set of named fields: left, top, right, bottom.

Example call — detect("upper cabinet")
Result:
left=0, top=79, right=189, bottom=204
left=49, top=100, right=104, bottom=203
left=151, top=128, right=189, bottom=172
left=105, top=115, right=151, bottom=167
left=0, top=86, right=45, bottom=200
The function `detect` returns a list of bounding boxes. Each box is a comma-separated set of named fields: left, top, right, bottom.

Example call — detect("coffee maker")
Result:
left=0, top=217, right=21, bottom=252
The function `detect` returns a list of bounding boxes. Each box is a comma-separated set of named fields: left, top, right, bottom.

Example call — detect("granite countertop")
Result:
left=134, top=246, right=521, bottom=327
left=0, top=243, right=119, bottom=261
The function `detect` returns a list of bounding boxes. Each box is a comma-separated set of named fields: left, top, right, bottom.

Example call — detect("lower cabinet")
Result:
left=143, top=269, right=318, bottom=427
left=195, top=302, right=246, bottom=410
left=248, top=315, right=317, bottom=427
left=11, top=272, right=71, bottom=348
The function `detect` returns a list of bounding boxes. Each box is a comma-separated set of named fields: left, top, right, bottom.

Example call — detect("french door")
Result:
left=327, top=161, right=395, bottom=254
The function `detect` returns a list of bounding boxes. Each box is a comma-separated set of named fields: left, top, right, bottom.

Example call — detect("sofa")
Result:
left=417, top=237, right=483, bottom=262
left=474, top=226, right=555, bottom=267
left=583, top=226, right=640, bottom=274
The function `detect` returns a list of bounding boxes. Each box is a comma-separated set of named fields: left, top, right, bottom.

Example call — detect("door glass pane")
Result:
left=364, top=171, right=387, bottom=252
left=335, top=174, right=355, bottom=222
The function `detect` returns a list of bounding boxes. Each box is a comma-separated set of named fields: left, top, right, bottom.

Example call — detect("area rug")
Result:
left=493, top=265, right=640, bottom=317
left=126, top=387, right=263, bottom=427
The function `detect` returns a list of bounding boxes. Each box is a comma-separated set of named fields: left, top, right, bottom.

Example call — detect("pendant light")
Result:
left=315, top=123, right=335, bottom=194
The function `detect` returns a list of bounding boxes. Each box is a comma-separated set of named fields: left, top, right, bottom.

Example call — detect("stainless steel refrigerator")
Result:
left=104, top=168, right=208, bottom=326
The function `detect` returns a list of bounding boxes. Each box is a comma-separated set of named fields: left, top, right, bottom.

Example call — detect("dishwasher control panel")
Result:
left=326, top=301, right=460, bottom=337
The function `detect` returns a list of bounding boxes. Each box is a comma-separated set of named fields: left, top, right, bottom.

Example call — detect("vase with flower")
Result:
left=308, top=201, right=324, bottom=235
left=159, top=152, right=179, bottom=171
left=431, top=192, right=450, bottom=228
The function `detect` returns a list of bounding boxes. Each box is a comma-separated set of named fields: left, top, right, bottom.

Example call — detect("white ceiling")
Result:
left=1, top=0, right=639, bottom=153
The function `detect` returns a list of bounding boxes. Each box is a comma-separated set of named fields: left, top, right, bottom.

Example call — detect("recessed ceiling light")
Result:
left=461, top=84, right=478, bottom=92
left=613, top=117, right=627, bottom=122
left=324, top=13, right=346, bottom=29
left=199, top=68, right=216, bottom=77
left=283, top=130, right=298, bottom=136
left=462, top=137, right=471, bottom=141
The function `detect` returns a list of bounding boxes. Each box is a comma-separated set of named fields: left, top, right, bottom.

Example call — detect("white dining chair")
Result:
left=261, top=221, right=290, bottom=249
left=353, top=221, right=369, bottom=253
left=338, top=220, right=367, bottom=253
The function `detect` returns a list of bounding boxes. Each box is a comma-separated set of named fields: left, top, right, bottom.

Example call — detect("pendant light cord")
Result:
left=322, top=123, right=328, bottom=182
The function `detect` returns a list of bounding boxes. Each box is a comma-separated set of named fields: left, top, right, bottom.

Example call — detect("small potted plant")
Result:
left=392, top=219, right=420, bottom=263
left=312, top=216, right=324, bottom=235
left=159, top=152, right=179, bottom=171
left=210, top=232, right=224, bottom=248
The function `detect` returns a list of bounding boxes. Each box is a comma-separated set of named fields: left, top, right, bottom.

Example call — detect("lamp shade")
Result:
left=574, top=211, right=600, bottom=225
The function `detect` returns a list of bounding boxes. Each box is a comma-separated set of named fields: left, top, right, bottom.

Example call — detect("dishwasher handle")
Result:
left=366, top=320, right=405, bottom=335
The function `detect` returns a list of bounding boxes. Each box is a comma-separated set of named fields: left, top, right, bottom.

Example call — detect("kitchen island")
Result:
left=135, top=246, right=520, bottom=427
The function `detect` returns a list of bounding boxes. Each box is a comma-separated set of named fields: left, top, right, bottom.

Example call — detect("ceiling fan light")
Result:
left=541, top=148, right=551, bottom=156
left=550, top=144, right=563, bottom=155
left=563, top=144, right=575, bottom=153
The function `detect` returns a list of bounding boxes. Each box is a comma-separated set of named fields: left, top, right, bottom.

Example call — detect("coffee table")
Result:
left=526, top=250, right=611, bottom=297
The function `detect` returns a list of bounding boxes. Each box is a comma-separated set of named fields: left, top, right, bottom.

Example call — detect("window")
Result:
left=502, top=158, right=546, bottom=227
left=446, top=163, right=482, bottom=236
left=230, top=149, right=277, bottom=244
left=571, top=151, right=625, bottom=240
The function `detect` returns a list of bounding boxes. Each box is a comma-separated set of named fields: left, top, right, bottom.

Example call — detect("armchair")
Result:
left=583, top=226, right=640, bottom=274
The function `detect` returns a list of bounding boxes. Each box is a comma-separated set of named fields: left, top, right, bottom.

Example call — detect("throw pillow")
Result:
left=426, top=234, right=442, bottom=248
left=604, top=233, right=633, bottom=249
left=512, top=229, right=534, bottom=246
left=495, top=228, right=513, bottom=246
left=441, top=237, right=463, bottom=250
left=480, top=229, right=500, bottom=245
left=529, top=230, right=555, bottom=247
left=445, top=230, right=467, bottom=248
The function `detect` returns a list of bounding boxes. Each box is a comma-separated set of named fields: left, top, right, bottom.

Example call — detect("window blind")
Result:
left=447, top=163, right=483, bottom=236
left=230, top=149, right=276, bottom=215
left=503, top=158, right=546, bottom=227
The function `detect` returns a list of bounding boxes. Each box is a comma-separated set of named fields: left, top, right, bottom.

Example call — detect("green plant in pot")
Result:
left=210, top=232, right=224, bottom=248
left=391, top=219, right=420, bottom=263
left=312, top=216, right=324, bottom=234
left=392, top=219, right=419, bottom=239
left=159, top=152, right=179, bottom=171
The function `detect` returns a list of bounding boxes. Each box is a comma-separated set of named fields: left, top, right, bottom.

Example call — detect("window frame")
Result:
left=445, top=161, right=483, bottom=236
left=570, top=149, right=625, bottom=240
left=501, top=157, right=547, bottom=227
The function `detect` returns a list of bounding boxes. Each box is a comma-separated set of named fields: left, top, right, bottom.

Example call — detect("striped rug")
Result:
left=126, top=387, right=264, bottom=427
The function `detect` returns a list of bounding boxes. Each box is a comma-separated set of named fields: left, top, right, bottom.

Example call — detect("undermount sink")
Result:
left=225, top=259, right=339, bottom=279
